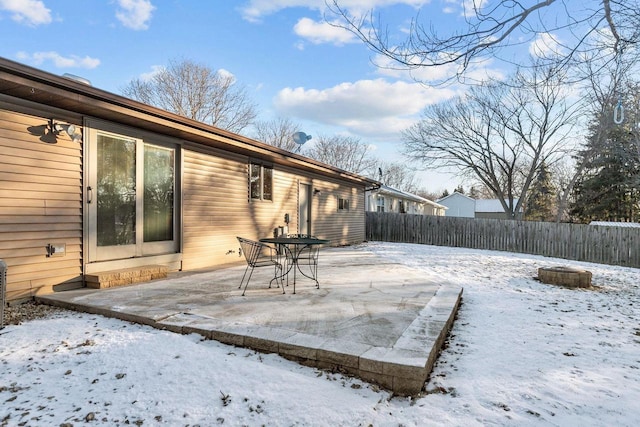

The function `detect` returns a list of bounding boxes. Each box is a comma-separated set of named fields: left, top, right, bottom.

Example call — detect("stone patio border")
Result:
left=38, top=284, right=462, bottom=395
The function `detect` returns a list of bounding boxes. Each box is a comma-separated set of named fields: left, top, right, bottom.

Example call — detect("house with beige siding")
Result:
left=0, top=57, right=378, bottom=302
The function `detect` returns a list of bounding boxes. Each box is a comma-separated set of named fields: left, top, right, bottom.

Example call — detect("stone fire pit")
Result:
left=537, top=266, right=592, bottom=288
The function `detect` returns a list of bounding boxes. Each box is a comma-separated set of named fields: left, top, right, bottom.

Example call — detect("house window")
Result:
left=376, top=196, right=385, bottom=212
left=399, top=200, right=407, bottom=214
left=338, top=198, right=350, bottom=211
left=250, top=162, right=273, bottom=201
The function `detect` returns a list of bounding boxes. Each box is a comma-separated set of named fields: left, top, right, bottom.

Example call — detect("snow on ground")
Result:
left=1, top=242, right=639, bottom=426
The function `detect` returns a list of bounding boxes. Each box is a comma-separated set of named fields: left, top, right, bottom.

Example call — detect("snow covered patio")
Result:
left=4, top=242, right=640, bottom=425
left=36, top=244, right=463, bottom=396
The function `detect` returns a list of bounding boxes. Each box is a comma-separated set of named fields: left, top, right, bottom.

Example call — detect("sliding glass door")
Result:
left=87, top=127, right=177, bottom=262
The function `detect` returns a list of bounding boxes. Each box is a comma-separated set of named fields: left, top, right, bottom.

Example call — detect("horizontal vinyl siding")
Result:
left=0, top=109, right=83, bottom=301
left=182, top=147, right=290, bottom=270
left=308, top=179, right=365, bottom=245
left=181, top=146, right=366, bottom=270
left=271, top=164, right=366, bottom=245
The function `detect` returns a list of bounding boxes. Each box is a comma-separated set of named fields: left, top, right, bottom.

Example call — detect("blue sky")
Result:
left=0, top=0, right=545, bottom=192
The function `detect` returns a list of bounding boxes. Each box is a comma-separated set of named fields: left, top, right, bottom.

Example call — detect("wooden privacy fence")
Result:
left=366, top=212, right=640, bottom=268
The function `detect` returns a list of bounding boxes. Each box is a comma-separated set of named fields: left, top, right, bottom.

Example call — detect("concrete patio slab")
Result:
left=36, top=245, right=463, bottom=395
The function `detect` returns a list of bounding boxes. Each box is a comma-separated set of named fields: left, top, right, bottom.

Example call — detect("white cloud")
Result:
left=294, top=18, right=356, bottom=45
left=115, top=0, right=155, bottom=30
left=139, top=64, right=164, bottom=81
left=460, top=0, right=488, bottom=18
left=372, top=53, right=460, bottom=82
left=217, top=68, right=237, bottom=83
left=274, top=78, right=455, bottom=138
left=16, top=51, right=100, bottom=69
left=372, top=52, right=504, bottom=86
left=240, top=0, right=323, bottom=23
left=0, top=0, right=51, bottom=26
left=529, top=32, right=564, bottom=58
left=239, top=0, right=430, bottom=23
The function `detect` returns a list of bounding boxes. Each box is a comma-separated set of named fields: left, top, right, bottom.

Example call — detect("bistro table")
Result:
left=259, top=236, right=330, bottom=294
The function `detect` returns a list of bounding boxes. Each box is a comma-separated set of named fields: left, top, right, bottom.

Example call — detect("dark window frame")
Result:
left=338, top=197, right=350, bottom=211
left=249, top=161, right=273, bottom=201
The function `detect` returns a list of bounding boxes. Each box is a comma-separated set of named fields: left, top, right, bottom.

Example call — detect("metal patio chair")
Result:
left=237, top=237, right=283, bottom=295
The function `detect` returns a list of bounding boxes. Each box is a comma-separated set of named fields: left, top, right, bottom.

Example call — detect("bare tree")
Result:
left=371, top=161, right=419, bottom=192
left=122, top=58, right=257, bottom=134
left=250, top=117, right=302, bottom=152
left=415, top=189, right=441, bottom=201
left=328, top=0, right=640, bottom=83
left=549, top=158, right=578, bottom=221
left=305, top=135, right=377, bottom=175
left=468, top=184, right=495, bottom=199
left=402, top=64, right=580, bottom=218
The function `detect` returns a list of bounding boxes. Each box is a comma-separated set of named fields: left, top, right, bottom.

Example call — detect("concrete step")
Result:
left=85, top=265, right=168, bottom=289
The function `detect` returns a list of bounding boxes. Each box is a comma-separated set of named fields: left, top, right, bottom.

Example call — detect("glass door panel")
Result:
left=143, top=144, right=174, bottom=243
left=96, top=134, right=137, bottom=258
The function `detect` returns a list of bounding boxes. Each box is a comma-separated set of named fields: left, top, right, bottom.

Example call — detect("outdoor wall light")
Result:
left=313, top=188, right=321, bottom=196
left=47, top=119, right=82, bottom=143
left=28, top=119, right=81, bottom=144
left=54, top=122, right=76, bottom=136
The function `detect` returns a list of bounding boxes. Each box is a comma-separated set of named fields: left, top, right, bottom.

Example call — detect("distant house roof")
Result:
left=436, top=192, right=475, bottom=204
left=590, top=221, right=640, bottom=228
left=372, top=185, right=447, bottom=209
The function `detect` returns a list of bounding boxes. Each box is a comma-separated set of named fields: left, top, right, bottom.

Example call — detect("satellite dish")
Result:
left=292, top=131, right=312, bottom=152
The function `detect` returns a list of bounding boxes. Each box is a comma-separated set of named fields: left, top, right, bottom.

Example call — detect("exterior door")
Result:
left=86, top=126, right=177, bottom=262
left=299, top=183, right=312, bottom=236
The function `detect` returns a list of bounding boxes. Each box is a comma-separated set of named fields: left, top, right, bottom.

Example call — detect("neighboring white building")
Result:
left=437, top=192, right=522, bottom=219
left=366, top=185, right=447, bottom=216
left=475, top=198, right=522, bottom=220
left=589, top=221, right=640, bottom=228
left=436, top=192, right=475, bottom=218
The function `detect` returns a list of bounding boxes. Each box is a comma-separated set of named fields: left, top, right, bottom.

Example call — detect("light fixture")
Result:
left=313, top=188, right=321, bottom=196
left=55, top=123, right=76, bottom=136
left=46, top=119, right=81, bottom=143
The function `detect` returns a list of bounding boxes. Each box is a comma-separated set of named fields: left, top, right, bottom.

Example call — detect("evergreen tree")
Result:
left=454, top=184, right=465, bottom=194
left=571, top=106, right=640, bottom=222
left=441, top=189, right=450, bottom=198
left=468, top=186, right=480, bottom=199
left=525, top=162, right=556, bottom=222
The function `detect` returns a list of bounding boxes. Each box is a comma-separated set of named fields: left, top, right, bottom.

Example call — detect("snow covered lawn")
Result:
left=2, top=242, right=639, bottom=426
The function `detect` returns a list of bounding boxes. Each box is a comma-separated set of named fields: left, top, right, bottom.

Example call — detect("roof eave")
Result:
left=0, top=57, right=378, bottom=187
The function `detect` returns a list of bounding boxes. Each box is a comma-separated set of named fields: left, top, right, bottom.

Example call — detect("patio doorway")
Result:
left=85, top=122, right=179, bottom=264
left=299, top=183, right=312, bottom=236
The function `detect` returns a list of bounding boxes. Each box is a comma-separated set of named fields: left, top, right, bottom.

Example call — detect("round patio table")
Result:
left=259, top=236, right=330, bottom=294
